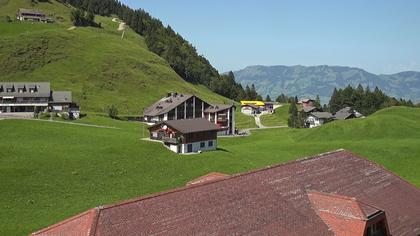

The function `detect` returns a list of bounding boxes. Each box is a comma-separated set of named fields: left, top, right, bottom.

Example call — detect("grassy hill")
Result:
left=0, top=0, right=234, bottom=115
left=260, top=103, right=290, bottom=127
left=1, top=106, right=419, bottom=235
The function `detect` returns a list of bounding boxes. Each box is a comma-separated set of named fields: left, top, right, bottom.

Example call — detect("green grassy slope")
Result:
left=0, top=0, right=231, bottom=115
left=1, top=106, right=419, bottom=235
left=260, top=103, right=290, bottom=126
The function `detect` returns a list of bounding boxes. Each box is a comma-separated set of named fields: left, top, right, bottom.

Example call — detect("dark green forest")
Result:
left=61, top=0, right=257, bottom=101
left=328, top=85, right=416, bottom=116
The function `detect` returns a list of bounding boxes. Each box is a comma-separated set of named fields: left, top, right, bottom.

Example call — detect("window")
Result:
left=208, top=140, right=213, bottom=147
left=187, top=144, right=193, bottom=153
left=200, top=142, right=205, bottom=148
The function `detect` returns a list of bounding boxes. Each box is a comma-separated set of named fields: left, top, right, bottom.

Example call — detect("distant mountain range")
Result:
left=233, top=65, right=420, bottom=103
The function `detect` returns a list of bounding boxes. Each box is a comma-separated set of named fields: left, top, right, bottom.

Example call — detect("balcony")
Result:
left=162, top=137, right=180, bottom=144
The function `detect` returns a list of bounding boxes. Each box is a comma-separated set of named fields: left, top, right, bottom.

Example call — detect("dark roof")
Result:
left=31, top=150, right=420, bottom=236
left=143, top=93, right=194, bottom=117
left=334, top=107, right=364, bottom=120
left=50, top=91, right=72, bottom=104
left=18, top=8, right=46, bottom=15
left=310, top=112, right=333, bottom=119
left=0, top=82, right=50, bottom=98
left=298, top=98, right=314, bottom=103
left=302, top=106, right=319, bottom=113
left=204, top=104, right=235, bottom=113
left=150, top=118, right=220, bottom=134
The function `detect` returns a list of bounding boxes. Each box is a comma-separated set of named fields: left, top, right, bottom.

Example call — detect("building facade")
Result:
left=148, top=118, right=219, bottom=154
left=0, top=82, right=79, bottom=118
left=144, top=93, right=235, bottom=135
left=305, top=112, right=333, bottom=128
left=17, top=9, right=53, bottom=23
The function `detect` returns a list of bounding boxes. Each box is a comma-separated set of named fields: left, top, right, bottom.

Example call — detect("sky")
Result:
left=121, top=0, right=420, bottom=74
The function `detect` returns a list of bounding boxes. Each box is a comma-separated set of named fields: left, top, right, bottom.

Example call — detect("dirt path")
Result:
left=2, top=118, right=121, bottom=129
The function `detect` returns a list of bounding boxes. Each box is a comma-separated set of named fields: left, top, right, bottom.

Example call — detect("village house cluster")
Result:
left=0, top=82, right=80, bottom=119
left=143, top=92, right=236, bottom=154
left=299, top=98, right=364, bottom=128
left=240, top=100, right=274, bottom=115
left=30, top=150, right=420, bottom=236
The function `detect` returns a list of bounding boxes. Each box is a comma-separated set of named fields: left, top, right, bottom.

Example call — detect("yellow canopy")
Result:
left=240, top=101, right=265, bottom=106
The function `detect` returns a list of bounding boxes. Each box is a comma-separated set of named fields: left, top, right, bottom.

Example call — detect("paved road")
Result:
left=254, top=104, right=284, bottom=128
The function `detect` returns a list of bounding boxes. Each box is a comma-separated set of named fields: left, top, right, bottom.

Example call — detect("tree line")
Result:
left=70, top=8, right=99, bottom=27
left=61, top=0, right=260, bottom=101
left=328, top=84, right=416, bottom=116
left=284, top=84, right=419, bottom=128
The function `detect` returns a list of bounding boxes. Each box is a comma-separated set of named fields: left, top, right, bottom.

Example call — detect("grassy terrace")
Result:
left=1, top=107, right=420, bottom=235
left=260, top=103, right=290, bottom=127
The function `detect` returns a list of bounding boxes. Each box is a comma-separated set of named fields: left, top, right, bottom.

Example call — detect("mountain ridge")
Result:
left=233, top=65, right=420, bottom=103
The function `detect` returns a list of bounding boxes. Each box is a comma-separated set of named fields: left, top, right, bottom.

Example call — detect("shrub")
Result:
left=107, top=105, right=118, bottom=119
left=39, top=112, right=51, bottom=119
left=60, top=113, right=70, bottom=120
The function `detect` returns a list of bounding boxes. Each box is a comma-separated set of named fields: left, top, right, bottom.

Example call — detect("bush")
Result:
left=39, top=112, right=51, bottom=119
left=1, top=16, right=12, bottom=23
left=107, top=105, right=118, bottom=119
left=60, top=113, right=70, bottom=120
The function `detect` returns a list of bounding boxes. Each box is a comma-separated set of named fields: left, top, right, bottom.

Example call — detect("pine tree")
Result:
left=288, top=102, right=298, bottom=128
left=265, top=95, right=272, bottom=102
left=315, top=94, right=321, bottom=107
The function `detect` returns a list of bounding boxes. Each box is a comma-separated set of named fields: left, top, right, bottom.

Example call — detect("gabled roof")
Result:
left=308, top=191, right=388, bottom=236
left=31, top=150, right=420, bottom=236
left=18, top=8, right=46, bottom=15
left=149, top=118, right=220, bottom=134
left=0, top=82, right=50, bottom=98
left=50, top=91, right=72, bottom=104
left=334, top=107, right=364, bottom=120
left=310, top=112, right=333, bottom=119
left=143, top=93, right=194, bottom=117
left=204, top=104, right=235, bottom=113
left=302, top=106, right=319, bottom=113
left=298, top=98, right=314, bottom=103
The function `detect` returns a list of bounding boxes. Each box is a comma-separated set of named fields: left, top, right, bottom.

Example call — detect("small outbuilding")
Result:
left=306, top=112, right=333, bottom=128
left=148, top=118, right=220, bottom=154
left=241, top=104, right=260, bottom=115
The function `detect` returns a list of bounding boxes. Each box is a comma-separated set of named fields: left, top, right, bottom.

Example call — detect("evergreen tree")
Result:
left=288, top=102, right=298, bottom=128
left=250, top=84, right=258, bottom=100
left=245, top=85, right=251, bottom=100
left=315, top=94, right=321, bottom=107
left=265, top=95, right=272, bottom=102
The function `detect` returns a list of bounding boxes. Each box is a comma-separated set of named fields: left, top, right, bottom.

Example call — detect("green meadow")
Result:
left=1, top=106, right=419, bottom=235
left=260, top=103, right=290, bottom=126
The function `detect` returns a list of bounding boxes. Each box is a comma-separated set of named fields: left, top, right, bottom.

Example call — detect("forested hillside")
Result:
left=61, top=0, right=251, bottom=101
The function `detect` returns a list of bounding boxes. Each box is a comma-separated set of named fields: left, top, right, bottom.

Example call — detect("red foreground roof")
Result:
left=31, top=150, right=420, bottom=236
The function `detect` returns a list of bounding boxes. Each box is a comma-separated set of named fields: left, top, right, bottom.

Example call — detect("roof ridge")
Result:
left=99, top=149, right=348, bottom=211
